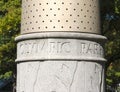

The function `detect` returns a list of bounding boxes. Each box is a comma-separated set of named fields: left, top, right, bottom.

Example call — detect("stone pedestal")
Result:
left=16, top=0, right=107, bottom=92
left=16, top=32, right=106, bottom=92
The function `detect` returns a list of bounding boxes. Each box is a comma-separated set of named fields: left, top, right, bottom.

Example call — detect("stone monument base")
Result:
left=16, top=32, right=106, bottom=92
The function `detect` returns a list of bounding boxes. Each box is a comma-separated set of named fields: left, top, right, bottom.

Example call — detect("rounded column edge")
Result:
left=15, top=32, right=107, bottom=42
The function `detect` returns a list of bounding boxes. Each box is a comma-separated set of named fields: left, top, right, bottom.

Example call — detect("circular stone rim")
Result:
left=15, top=32, right=107, bottom=42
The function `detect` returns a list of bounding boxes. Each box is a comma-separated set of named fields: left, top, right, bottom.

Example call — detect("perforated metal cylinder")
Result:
left=21, top=0, right=100, bottom=34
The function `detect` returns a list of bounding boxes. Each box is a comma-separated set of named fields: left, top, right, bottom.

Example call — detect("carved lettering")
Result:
left=79, top=42, right=103, bottom=56
left=80, top=43, right=86, bottom=53
left=19, top=41, right=46, bottom=55
left=86, top=43, right=93, bottom=54
left=49, top=42, right=71, bottom=53
left=38, top=41, right=46, bottom=51
left=57, top=42, right=62, bottom=53
left=100, top=46, right=103, bottom=56
left=94, top=44, right=99, bottom=54
left=17, top=39, right=104, bottom=60
left=49, top=42, right=56, bottom=53
left=61, top=42, right=71, bottom=53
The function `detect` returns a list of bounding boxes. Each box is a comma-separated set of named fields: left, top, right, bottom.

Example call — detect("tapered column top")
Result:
left=21, top=0, right=100, bottom=34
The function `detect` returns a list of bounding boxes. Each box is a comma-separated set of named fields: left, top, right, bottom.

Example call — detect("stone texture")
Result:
left=17, top=61, right=105, bottom=92
left=16, top=32, right=106, bottom=92
left=16, top=37, right=105, bottom=62
left=16, top=32, right=106, bottom=62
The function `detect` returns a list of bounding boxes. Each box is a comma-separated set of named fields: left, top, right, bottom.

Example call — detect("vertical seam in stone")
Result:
left=55, top=75, right=68, bottom=88
left=69, top=61, right=78, bottom=92
left=84, top=62, right=86, bottom=92
left=100, top=66, right=103, bottom=92
left=33, top=62, right=41, bottom=92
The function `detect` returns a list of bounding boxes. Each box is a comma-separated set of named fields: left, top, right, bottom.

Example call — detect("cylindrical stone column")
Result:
left=16, top=0, right=107, bottom=92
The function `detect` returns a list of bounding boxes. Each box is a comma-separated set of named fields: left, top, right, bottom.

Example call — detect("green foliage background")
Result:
left=0, top=0, right=120, bottom=91
left=101, top=0, right=120, bottom=90
left=0, top=0, right=21, bottom=79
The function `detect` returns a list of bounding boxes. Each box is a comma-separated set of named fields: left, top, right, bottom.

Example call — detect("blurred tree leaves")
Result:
left=101, top=0, right=120, bottom=90
left=0, top=0, right=21, bottom=80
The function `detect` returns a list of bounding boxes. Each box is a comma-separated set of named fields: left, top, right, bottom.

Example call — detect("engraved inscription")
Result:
left=17, top=39, right=104, bottom=61
left=79, top=42, right=103, bottom=56
left=18, top=41, right=71, bottom=55
left=19, top=40, right=46, bottom=55
left=49, top=42, right=71, bottom=53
